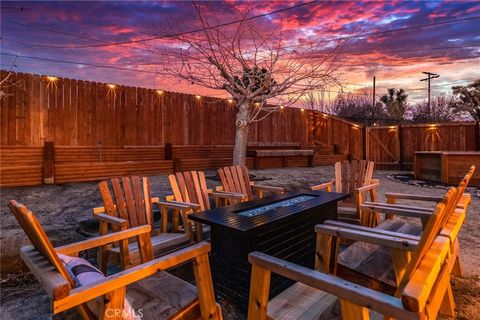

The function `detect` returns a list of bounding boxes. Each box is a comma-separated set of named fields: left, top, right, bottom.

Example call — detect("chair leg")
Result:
left=315, top=233, right=338, bottom=274
left=339, top=300, right=369, bottom=320
left=451, top=241, right=464, bottom=277
left=439, top=284, right=456, bottom=318
left=247, top=265, right=271, bottom=320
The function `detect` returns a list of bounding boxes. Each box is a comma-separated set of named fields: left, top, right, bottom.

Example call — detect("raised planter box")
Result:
left=414, top=151, right=480, bottom=187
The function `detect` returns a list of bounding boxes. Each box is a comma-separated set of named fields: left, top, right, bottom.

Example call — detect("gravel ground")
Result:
left=1, top=167, right=479, bottom=319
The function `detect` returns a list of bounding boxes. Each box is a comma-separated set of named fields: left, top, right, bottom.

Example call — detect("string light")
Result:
left=195, top=95, right=201, bottom=100
left=107, top=83, right=116, bottom=89
left=300, top=108, right=305, bottom=112
left=227, top=98, right=233, bottom=104
left=46, top=75, right=58, bottom=82
left=280, top=105, right=285, bottom=109
left=156, top=90, right=164, bottom=95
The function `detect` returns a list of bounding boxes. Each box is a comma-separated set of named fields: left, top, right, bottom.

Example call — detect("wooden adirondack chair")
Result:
left=248, top=192, right=459, bottom=320
left=315, top=175, right=470, bottom=302
left=364, top=165, right=476, bottom=225
left=317, top=166, right=475, bottom=292
left=9, top=200, right=222, bottom=320
left=217, top=166, right=285, bottom=205
left=310, top=160, right=379, bottom=227
left=95, top=176, right=191, bottom=272
left=165, top=170, right=246, bottom=241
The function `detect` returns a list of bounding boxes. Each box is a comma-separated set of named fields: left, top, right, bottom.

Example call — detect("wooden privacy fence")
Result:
left=0, top=71, right=363, bottom=186
left=366, top=122, right=480, bottom=170
left=0, top=70, right=363, bottom=153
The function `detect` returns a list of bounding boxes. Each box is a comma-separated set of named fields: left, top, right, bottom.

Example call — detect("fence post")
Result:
left=362, top=126, right=367, bottom=160
left=165, top=143, right=173, bottom=160
left=397, top=125, right=403, bottom=170
left=43, top=141, right=55, bottom=184
left=476, top=121, right=480, bottom=151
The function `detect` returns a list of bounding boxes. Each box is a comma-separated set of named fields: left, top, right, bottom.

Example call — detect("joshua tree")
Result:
left=452, top=80, right=480, bottom=121
left=380, top=88, right=408, bottom=122
left=155, top=2, right=344, bottom=165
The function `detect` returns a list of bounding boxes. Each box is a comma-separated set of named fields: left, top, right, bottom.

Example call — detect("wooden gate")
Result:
left=366, top=126, right=401, bottom=170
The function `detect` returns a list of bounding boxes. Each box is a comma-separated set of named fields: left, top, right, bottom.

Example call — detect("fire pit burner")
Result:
left=236, top=195, right=315, bottom=217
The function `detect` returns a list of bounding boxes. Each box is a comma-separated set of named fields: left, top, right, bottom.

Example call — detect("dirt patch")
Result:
left=1, top=167, right=479, bottom=319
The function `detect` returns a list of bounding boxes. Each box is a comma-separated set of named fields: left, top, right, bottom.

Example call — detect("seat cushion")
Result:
left=267, top=282, right=340, bottom=320
left=337, top=220, right=423, bottom=291
left=109, top=233, right=191, bottom=264
left=59, top=254, right=139, bottom=319
left=126, top=271, right=199, bottom=320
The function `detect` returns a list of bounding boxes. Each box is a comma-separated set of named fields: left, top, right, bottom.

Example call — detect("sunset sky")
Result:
left=1, top=1, right=479, bottom=103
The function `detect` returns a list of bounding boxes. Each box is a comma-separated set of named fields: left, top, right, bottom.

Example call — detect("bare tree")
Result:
left=0, top=56, right=19, bottom=99
left=331, top=89, right=387, bottom=125
left=154, top=2, right=345, bottom=165
left=302, top=90, right=334, bottom=114
left=452, top=80, right=480, bottom=121
left=411, top=95, right=459, bottom=123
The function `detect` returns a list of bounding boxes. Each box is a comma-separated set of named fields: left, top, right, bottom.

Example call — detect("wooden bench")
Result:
left=247, top=143, right=314, bottom=169
left=172, top=145, right=254, bottom=171
left=54, top=146, right=173, bottom=183
left=0, top=146, right=43, bottom=187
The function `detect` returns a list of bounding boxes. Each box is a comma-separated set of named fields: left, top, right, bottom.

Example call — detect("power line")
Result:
left=1, top=52, right=163, bottom=75
left=4, top=12, right=479, bottom=52
left=3, top=52, right=477, bottom=94
left=3, top=1, right=320, bottom=49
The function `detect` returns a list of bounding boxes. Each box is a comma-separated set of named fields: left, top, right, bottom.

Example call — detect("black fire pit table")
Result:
left=189, top=189, right=348, bottom=310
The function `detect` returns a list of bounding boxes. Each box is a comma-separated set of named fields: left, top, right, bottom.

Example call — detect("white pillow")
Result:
left=59, top=254, right=140, bottom=320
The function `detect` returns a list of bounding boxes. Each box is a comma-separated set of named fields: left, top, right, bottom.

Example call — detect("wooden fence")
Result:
left=366, top=122, right=480, bottom=170
left=0, top=71, right=363, bottom=150
left=0, top=71, right=362, bottom=186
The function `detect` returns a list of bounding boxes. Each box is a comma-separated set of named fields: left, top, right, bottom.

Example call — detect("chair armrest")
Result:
left=248, top=252, right=417, bottom=320
left=361, top=202, right=433, bottom=220
left=52, top=242, right=212, bottom=313
left=210, top=191, right=247, bottom=200
left=251, top=185, right=285, bottom=194
left=385, top=193, right=443, bottom=202
left=315, top=224, right=419, bottom=251
left=324, top=220, right=421, bottom=241
left=355, top=182, right=380, bottom=193
left=310, top=180, right=334, bottom=191
left=154, top=200, right=200, bottom=211
left=55, top=225, right=152, bottom=256
left=362, top=202, right=433, bottom=213
left=93, top=212, right=128, bottom=228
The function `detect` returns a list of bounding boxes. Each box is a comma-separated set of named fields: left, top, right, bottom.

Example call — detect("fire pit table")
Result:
left=189, top=190, right=348, bottom=309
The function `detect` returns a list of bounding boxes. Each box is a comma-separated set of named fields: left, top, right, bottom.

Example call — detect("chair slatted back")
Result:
left=440, top=165, right=475, bottom=228
left=335, top=160, right=374, bottom=198
left=395, top=187, right=457, bottom=297
left=8, top=201, right=76, bottom=287
left=218, top=166, right=253, bottom=200
left=169, top=171, right=211, bottom=211
left=98, top=176, right=153, bottom=229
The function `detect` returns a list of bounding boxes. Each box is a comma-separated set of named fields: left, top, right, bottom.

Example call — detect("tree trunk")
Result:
left=233, top=102, right=250, bottom=166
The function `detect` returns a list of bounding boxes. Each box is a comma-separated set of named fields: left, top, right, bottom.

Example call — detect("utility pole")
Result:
left=420, top=72, right=439, bottom=118
left=372, top=76, right=376, bottom=123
